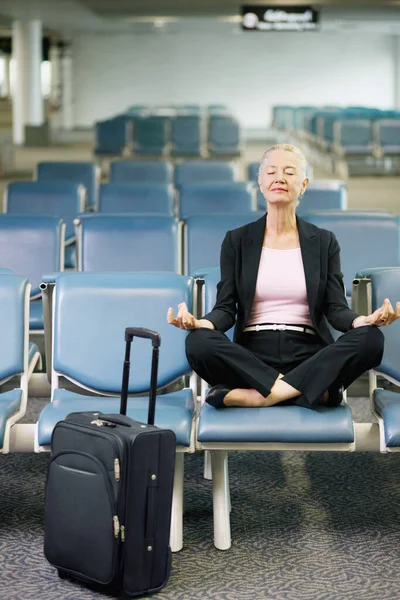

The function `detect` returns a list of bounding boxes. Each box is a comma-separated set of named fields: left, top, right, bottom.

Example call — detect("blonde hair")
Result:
left=258, top=144, right=308, bottom=179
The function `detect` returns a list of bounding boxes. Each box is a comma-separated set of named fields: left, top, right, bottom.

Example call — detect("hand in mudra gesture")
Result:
left=167, top=302, right=199, bottom=330
left=354, top=298, right=400, bottom=328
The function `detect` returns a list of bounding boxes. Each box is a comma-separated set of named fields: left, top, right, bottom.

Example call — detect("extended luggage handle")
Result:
left=120, top=327, right=161, bottom=425
left=125, top=328, right=161, bottom=348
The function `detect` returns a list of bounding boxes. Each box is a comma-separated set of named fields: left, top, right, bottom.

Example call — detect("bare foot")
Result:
left=224, top=388, right=265, bottom=407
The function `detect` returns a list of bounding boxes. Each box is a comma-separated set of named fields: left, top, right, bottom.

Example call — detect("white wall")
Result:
left=72, top=30, right=395, bottom=129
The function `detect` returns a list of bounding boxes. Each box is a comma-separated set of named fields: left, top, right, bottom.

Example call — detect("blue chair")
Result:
left=174, top=161, right=236, bottom=187
left=99, top=183, right=174, bottom=216
left=36, top=271, right=195, bottom=551
left=6, top=181, right=85, bottom=270
left=247, top=163, right=259, bottom=182
left=302, top=212, right=399, bottom=295
left=133, top=117, right=169, bottom=156
left=94, top=117, right=131, bottom=157
left=197, top=278, right=356, bottom=550
left=257, top=181, right=347, bottom=213
left=110, top=160, right=172, bottom=184
left=179, top=182, right=254, bottom=219
left=375, top=119, right=400, bottom=157
left=299, top=180, right=347, bottom=211
left=0, top=274, right=41, bottom=453
left=334, top=119, right=374, bottom=156
left=184, top=213, right=264, bottom=275
left=353, top=268, right=400, bottom=452
left=75, top=214, right=180, bottom=273
left=171, top=115, right=202, bottom=157
left=0, top=215, right=65, bottom=331
left=36, top=161, right=100, bottom=210
left=208, top=116, right=240, bottom=156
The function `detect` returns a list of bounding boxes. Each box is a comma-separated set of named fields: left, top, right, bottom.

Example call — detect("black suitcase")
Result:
left=44, top=327, right=176, bottom=597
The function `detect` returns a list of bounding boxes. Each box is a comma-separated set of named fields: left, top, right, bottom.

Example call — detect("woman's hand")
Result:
left=167, top=302, right=199, bottom=330
left=353, top=298, right=400, bottom=328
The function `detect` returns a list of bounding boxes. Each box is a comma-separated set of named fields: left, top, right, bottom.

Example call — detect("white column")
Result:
left=49, top=43, right=61, bottom=107
left=394, top=36, right=400, bottom=110
left=2, top=54, right=11, bottom=98
left=12, top=21, right=27, bottom=145
left=12, top=20, right=44, bottom=145
left=60, top=43, right=73, bottom=130
left=26, top=20, right=44, bottom=125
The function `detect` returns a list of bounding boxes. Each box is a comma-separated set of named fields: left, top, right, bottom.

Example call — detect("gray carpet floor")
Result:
left=1, top=398, right=400, bottom=600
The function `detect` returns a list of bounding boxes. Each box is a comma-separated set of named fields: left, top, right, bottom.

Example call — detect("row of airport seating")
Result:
left=5, top=179, right=347, bottom=228
left=8, top=157, right=346, bottom=220
left=95, top=110, right=241, bottom=158
left=272, top=105, right=400, bottom=158
left=1, top=268, right=399, bottom=552
left=1, top=211, right=399, bottom=332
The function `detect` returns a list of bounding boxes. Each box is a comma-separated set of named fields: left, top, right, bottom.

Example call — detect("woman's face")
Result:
left=258, top=150, right=308, bottom=208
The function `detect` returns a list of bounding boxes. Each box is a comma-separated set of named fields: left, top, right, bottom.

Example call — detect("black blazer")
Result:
left=203, top=213, right=360, bottom=345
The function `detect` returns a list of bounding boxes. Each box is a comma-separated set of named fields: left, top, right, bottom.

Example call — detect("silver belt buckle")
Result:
left=274, top=324, right=286, bottom=331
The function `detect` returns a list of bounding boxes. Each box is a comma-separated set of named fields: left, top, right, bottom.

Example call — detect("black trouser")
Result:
left=185, top=326, right=384, bottom=409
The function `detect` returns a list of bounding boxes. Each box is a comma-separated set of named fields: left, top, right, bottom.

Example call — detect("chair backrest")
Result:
left=208, top=116, right=240, bottom=153
left=99, top=183, right=174, bottom=216
left=171, top=115, right=201, bottom=153
left=375, top=119, right=400, bottom=149
left=298, top=180, right=347, bottom=213
left=194, top=267, right=234, bottom=341
left=248, top=163, right=259, bottom=182
left=110, top=160, right=172, bottom=184
left=179, top=182, right=254, bottom=219
left=355, top=268, right=400, bottom=382
left=335, top=119, right=372, bottom=148
left=36, top=161, right=100, bottom=210
left=52, top=272, right=192, bottom=393
left=133, top=117, right=168, bottom=153
left=302, top=212, right=399, bottom=295
left=257, top=180, right=347, bottom=212
left=0, top=274, right=28, bottom=382
left=76, top=215, right=180, bottom=273
left=6, top=181, right=85, bottom=239
left=174, top=161, right=236, bottom=186
left=184, top=213, right=264, bottom=275
left=95, top=117, right=130, bottom=155
left=0, top=215, right=64, bottom=297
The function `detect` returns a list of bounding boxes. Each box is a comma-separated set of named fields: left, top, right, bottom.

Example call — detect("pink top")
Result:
left=247, top=246, right=313, bottom=327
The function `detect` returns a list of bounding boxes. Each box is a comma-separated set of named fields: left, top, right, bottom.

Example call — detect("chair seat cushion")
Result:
left=198, top=401, right=354, bottom=444
left=30, top=299, right=43, bottom=330
left=37, top=388, right=194, bottom=447
left=0, top=389, right=22, bottom=449
left=373, top=389, right=400, bottom=448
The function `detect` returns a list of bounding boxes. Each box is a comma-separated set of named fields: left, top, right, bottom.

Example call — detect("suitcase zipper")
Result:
left=114, top=458, right=121, bottom=482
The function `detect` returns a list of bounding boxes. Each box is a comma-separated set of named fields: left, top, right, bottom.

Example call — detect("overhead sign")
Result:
left=241, top=5, right=320, bottom=31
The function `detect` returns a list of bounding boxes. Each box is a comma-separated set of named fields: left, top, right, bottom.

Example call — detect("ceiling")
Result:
left=79, top=0, right=400, bottom=18
left=0, top=0, right=399, bottom=35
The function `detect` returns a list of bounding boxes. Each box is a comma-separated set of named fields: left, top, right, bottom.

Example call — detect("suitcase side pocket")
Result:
left=44, top=450, right=121, bottom=585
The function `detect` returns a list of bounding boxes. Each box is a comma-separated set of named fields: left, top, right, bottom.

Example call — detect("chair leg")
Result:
left=210, top=450, right=231, bottom=550
left=170, top=452, right=184, bottom=552
left=203, top=449, right=212, bottom=480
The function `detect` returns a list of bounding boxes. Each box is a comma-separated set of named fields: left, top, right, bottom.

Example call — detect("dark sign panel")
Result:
left=241, top=5, right=320, bottom=31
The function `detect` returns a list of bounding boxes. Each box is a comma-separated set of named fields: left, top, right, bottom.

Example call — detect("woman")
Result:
left=168, top=144, right=400, bottom=409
